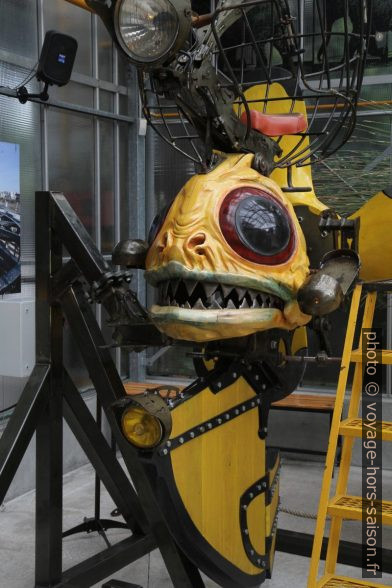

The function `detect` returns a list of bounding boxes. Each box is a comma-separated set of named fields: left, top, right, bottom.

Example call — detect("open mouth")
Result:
left=157, top=279, right=285, bottom=311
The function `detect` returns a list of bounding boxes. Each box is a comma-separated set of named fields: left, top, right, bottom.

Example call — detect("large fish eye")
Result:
left=219, top=187, right=296, bottom=265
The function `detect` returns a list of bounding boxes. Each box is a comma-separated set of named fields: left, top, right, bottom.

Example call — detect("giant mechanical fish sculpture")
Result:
left=65, top=1, right=392, bottom=586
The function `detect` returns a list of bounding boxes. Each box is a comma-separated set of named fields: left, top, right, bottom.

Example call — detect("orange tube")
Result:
left=63, top=0, right=93, bottom=12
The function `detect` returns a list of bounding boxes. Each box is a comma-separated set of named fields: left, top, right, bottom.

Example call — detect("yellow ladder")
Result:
left=308, top=283, right=392, bottom=588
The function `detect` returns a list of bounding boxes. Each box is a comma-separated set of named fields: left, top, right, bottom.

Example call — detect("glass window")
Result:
left=43, top=0, right=93, bottom=77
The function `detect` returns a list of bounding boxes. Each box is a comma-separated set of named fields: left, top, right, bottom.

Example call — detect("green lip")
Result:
left=145, top=261, right=293, bottom=302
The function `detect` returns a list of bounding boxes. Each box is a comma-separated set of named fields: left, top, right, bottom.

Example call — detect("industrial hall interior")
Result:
left=1, top=1, right=392, bottom=587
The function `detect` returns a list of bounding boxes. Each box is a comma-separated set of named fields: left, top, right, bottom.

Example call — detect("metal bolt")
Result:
left=162, top=449, right=168, bottom=455
left=251, top=401, right=255, bottom=407
left=257, top=485, right=262, bottom=491
left=235, top=409, right=239, bottom=415
left=270, top=340, right=278, bottom=350
left=250, top=550, right=255, bottom=556
left=242, top=405, right=246, bottom=412
left=242, top=504, right=247, bottom=510
left=263, top=426, right=268, bottom=433
left=262, top=482, right=267, bottom=488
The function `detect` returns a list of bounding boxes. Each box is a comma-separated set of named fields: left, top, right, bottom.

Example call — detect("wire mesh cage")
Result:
left=140, top=0, right=372, bottom=171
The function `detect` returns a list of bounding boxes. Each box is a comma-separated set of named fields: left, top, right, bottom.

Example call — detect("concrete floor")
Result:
left=0, top=458, right=391, bottom=588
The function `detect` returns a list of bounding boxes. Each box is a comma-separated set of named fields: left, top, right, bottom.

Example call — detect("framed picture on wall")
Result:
left=0, top=141, right=21, bottom=295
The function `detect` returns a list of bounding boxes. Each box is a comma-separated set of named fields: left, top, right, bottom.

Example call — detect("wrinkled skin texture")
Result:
left=146, top=153, right=312, bottom=342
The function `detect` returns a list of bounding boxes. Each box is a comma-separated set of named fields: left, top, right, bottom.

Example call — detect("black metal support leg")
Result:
left=60, top=284, right=204, bottom=588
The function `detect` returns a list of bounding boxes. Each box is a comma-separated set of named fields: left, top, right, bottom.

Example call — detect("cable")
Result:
left=280, top=506, right=330, bottom=520
left=0, top=403, right=17, bottom=415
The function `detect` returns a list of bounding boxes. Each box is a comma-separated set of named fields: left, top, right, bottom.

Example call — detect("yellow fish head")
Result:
left=145, top=154, right=311, bottom=342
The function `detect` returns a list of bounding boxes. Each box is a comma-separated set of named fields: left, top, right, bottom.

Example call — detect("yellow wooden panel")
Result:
left=170, top=378, right=265, bottom=576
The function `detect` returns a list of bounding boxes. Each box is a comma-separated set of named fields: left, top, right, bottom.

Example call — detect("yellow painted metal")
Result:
left=169, top=376, right=266, bottom=576
left=325, top=292, right=377, bottom=574
left=64, top=0, right=93, bottom=11
left=349, top=191, right=392, bottom=282
left=317, top=574, right=392, bottom=588
left=327, top=495, right=392, bottom=526
left=339, top=418, right=392, bottom=442
left=307, top=284, right=363, bottom=588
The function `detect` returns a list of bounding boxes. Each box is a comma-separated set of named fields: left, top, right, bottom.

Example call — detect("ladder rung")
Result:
left=328, top=495, right=392, bottom=525
left=351, top=349, right=392, bottom=364
left=339, top=418, right=392, bottom=442
left=317, top=574, right=391, bottom=587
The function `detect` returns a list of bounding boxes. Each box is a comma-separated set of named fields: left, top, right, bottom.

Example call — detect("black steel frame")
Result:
left=0, top=191, right=205, bottom=588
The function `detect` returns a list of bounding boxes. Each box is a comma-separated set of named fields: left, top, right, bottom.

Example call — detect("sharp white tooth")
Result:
left=236, top=287, right=247, bottom=300
left=185, top=280, right=197, bottom=297
left=184, top=301, right=191, bottom=309
left=203, top=283, right=217, bottom=298
left=252, top=298, right=260, bottom=308
left=221, top=285, right=232, bottom=298
left=240, top=298, right=249, bottom=309
left=171, top=301, right=179, bottom=307
left=210, top=299, right=221, bottom=309
left=227, top=299, right=236, bottom=309
left=193, top=298, right=206, bottom=310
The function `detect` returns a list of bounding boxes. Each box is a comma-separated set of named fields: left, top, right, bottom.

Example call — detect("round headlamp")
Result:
left=121, top=405, right=163, bottom=449
left=114, top=0, right=192, bottom=66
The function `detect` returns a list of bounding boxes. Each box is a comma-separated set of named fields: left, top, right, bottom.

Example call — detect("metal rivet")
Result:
left=250, top=550, right=255, bottom=556
left=262, top=384, right=266, bottom=390
left=262, top=482, right=267, bottom=488
left=255, top=375, right=259, bottom=381
left=232, top=372, right=237, bottom=378
left=179, top=437, right=184, bottom=444
left=244, top=529, right=249, bottom=535
left=235, top=409, right=239, bottom=415
left=207, top=423, right=213, bottom=429
left=263, top=427, right=268, bottom=433
left=249, top=492, right=254, bottom=499
left=251, top=401, right=255, bottom=407
left=242, top=405, right=246, bottom=412
left=225, top=413, right=230, bottom=420
left=257, top=485, right=262, bottom=491
left=242, top=504, right=247, bottom=510
left=217, top=382, right=222, bottom=388
left=190, top=432, right=195, bottom=438
left=199, top=426, right=205, bottom=433
left=166, top=441, right=171, bottom=447
left=162, top=449, right=168, bottom=455
left=217, top=418, right=222, bottom=425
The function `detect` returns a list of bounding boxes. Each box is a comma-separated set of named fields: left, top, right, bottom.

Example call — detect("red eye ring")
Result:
left=219, top=187, right=296, bottom=265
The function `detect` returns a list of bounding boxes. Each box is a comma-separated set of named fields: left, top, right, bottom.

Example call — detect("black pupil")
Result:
left=235, top=195, right=290, bottom=255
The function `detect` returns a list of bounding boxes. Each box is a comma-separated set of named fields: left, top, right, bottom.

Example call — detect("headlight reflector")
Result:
left=115, top=0, right=190, bottom=65
left=121, top=405, right=163, bottom=448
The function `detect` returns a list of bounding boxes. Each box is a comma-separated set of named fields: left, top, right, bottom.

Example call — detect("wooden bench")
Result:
left=269, top=393, right=341, bottom=466
left=123, top=382, right=341, bottom=465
